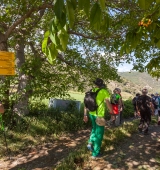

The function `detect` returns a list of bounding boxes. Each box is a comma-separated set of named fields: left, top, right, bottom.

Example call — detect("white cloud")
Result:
left=117, top=63, right=133, bottom=72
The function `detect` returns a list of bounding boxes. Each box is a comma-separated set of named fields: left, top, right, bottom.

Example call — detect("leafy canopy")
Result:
left=43, top=0, right=160, bottom=78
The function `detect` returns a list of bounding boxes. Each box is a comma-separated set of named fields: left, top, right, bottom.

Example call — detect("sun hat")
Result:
left=93, top=78, right=104, bottom=87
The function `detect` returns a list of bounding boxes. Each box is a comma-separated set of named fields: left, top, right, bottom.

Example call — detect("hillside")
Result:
left=108, top=71, right=160, bottom=99
left=118, top=72, right=160, bottom=93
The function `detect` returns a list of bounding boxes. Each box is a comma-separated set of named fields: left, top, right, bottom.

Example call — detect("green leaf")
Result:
left=138, top=0, right=154, bottom=10
left=46, top=44, right=58, bottom=64
left=78, top=0, right=84, bottom=9
left=138, top=0, right=145, bottom=9
left=49, top=20, right=57, bottom=33
left=71, top=0, right=77, bottom=10
left=54, top=0, right=64, bottom=20
left=99, top=0, right=105, bottom=10
left=66, top=0, right=75, bottom=28
left=59, top=11, right=66, bottom=28
left=58, top=29, right=69, bottom=51
left=84, top=0, right=90, bottom=17
left=49, top=33, right=60, bottom=46
left=156, top=40, right=160, bottom=48
left=90, top=3, right=102, bottom=28
left=42, top=31, right=49, bottom=53
left=156, top=0, right=160, bottom=4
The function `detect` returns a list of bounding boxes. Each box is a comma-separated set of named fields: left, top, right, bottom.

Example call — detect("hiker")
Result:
left=154, top=93, right=159, bottom=116
left=157, top=94, right=160, bottom=125
left=83, top=78, right=113, bottom=159
left=136, top=88, right=154, bottom=135
left=109, top=88, right=121, bottom=126
left=132, top=93, right=141, bottom=119
left=116, top=88, right=124, bottom=124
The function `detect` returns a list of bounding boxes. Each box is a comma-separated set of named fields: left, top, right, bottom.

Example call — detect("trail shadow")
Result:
left=88, top=124, right=160, bottom=170
left=0, top=129, right=90, bottom=170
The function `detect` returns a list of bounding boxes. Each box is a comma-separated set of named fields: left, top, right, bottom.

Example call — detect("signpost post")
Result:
left=0, top=51, right=15, bottom=159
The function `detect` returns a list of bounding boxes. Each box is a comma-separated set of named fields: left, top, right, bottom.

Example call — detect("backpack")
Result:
left=110, top=94, right=119, bottom=105
left=137, top=95, right=151, bottom=111
left=84, top=88, right=103, bottom=112
left=132, top=96, right=138, bottom=106
left=158, top=97, right=160, bottom=108
left=152, top=97, right=159, bottom=109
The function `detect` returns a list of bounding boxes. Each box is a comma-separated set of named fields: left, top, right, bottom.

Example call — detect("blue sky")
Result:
left=117, top=63, right=133, bottom=72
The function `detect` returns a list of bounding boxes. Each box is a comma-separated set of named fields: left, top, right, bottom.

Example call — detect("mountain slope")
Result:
left=118, top=72, right=160, bottom=93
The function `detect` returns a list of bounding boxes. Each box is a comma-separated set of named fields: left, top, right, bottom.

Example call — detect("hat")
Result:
left=155, top=92, right=159, bottom=95
left=96, top=117, right=106, bottom=126
left=136, top=93, right=140, bottom=96
left=115, top=88, right=121, bottom=93
left=93, top=78, right=104, bottom=87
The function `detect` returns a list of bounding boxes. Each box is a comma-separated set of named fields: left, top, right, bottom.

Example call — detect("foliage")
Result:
left=123, top=99, right=134, bottom=118
left=0, top=104, right=91, bottom=157
left=42, top=0, right=160, bottom=78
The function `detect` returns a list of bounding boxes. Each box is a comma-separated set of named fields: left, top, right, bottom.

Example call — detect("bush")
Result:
left=123, top=99, right=134, bottom=118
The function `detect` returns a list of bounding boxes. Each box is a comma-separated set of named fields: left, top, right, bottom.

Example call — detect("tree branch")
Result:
left=68, top=30, right=103, bottom=40
left=5, top=3, right=53, bottom=40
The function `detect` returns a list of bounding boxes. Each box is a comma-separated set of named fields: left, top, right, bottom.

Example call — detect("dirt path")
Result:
left=0, top=124, right=159, bottom=170
left=84, top=124, right=160, bottom=170
left=0, top=129, right=90, bottom=170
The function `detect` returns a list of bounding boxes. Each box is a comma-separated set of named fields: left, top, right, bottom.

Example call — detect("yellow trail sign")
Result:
left=0, top=51, right=15, bottom=75
left=0, top=68, right=15, bottom=75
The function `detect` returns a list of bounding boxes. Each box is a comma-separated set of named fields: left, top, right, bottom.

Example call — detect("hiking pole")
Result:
left=0, top=114, right=10, bottom=159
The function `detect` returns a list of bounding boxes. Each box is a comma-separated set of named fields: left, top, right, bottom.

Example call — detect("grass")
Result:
left=33, top=90, right=133, bottom=107
left=54, top=120, right=139, bottom=170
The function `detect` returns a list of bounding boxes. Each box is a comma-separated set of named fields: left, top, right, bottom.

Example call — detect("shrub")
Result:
left=123, top=99, right=134, bottom=118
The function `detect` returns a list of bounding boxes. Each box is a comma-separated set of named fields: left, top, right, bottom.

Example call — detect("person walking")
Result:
left=136, top=88, right=154, bottom=135
left=83, top=78, right=113, bottom=159
left=109, top=88, right=121, bottom=126
left=132, top=93, right=141, bottom=119
left=116, top=88, right=124, bottom=124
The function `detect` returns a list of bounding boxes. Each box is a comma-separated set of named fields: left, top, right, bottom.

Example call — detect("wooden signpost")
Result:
left=0, top=51, right=15, bottom=75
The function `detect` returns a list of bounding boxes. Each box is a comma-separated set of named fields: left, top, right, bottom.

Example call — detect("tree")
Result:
left=43, top=0, right=160, bottom=78
left=0, top=0, right=120, bottom=115
left=0, top=0, right=54, bottom=113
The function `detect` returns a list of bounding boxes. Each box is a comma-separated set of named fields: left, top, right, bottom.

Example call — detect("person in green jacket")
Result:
left=83, top=78, right=113, bottom=159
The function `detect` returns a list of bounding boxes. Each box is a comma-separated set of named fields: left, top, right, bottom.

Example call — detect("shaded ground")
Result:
left=0, top=123, right=160, bottom=170
left=84, top=124, right=160, bottom=170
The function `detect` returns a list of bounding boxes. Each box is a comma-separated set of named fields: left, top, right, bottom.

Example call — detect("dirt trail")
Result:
left=0, top=124, right=160, bottom=170
left=84, top=124, right=160, bottom=170
left=0, top=129, right=90, bottom=170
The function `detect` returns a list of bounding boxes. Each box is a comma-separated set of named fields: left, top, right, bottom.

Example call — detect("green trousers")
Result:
left=89, top=114, right=104, bottom=156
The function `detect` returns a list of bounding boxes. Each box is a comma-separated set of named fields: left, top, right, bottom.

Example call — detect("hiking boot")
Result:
left=143, top=127, right=148, bottom=135
left=87, top=143, right=93, bottom=151
left=138, top=127, right=142, bottom=133
left=91, top=153, right=102, bottom=159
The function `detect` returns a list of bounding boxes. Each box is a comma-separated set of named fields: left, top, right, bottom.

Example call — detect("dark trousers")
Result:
left=138, top=110, right=151, bottom=133
left=120, top=111, right=123, bottom=124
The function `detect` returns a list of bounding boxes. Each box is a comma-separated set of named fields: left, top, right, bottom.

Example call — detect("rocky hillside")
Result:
left=108, top=71, right=160, bottom=99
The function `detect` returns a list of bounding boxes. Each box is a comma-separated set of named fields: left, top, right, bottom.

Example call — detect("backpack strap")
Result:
left=95, top=88, right=104, bottom=115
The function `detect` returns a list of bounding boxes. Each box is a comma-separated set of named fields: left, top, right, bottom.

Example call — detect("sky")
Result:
left=117, top=63, right=133, bottom=72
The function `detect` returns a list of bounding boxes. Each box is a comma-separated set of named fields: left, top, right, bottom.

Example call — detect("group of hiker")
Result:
left=83, top=78, right=160, bottom=159
left=132, top=91, right=160, bottom=128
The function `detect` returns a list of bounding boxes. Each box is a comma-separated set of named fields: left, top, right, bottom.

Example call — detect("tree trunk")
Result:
left=13, top=39, right=30, bottom=115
